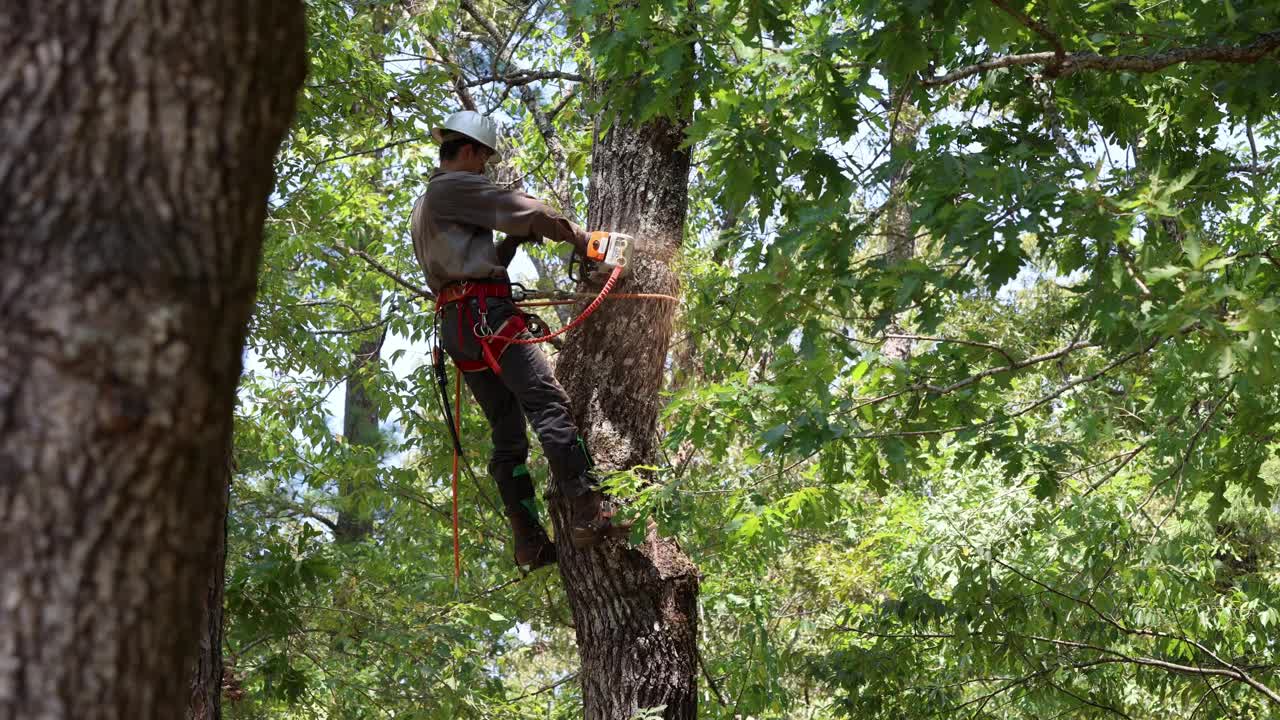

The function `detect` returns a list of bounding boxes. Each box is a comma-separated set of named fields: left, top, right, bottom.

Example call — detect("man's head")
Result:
left=433, top=111, right=500, bottom=174
left=438, top=133, right=494, bottom=173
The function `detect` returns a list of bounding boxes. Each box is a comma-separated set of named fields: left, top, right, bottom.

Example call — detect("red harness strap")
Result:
left=436, top=281, right=528, bottom=375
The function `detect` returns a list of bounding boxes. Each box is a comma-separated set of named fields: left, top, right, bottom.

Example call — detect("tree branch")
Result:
left=697, top=648, right=729, bottom=707
left=1227, top=163, right=1274, bottom=175
left=1046, top=647, right=1280, bottom=703
left=496, top=0, right=554, bottom=72
left=989, top=0, right=1066, bottom=58
left=313, top=136, right=430, bottom=168
left=426, top=37, right=478, bottom=111
left=996, top=560, right=1280, bottom=705
left=331, top=244, right=435, bottom=300
left=1082, top=442, right=1149, bottom=495
left=312, top=315, right=394, bottom=336
left=465, top=69, right=587, bottom=87
left=846, top=334, right=1160, bottom=439
left=923, top=30, right=1280, bottom=86
left=1045, top=680, right=1133, bottom=720
left=843, top=620, right=1280, bottom=707
left=547, top=89, right=578, bottom=122
left=1145, top=383, right=1235, bottom=531
left=249, top=496, right=339, bottom=533
left=887, top=334, right=1019, bottom=366
left=508, top=672, right=579, bottom=702
left=458, top=0, right=503, bottom=44
left=925, top=340, right=1095, bottom=396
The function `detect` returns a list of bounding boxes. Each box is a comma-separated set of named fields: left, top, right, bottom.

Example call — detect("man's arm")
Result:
left=495, top=234, right=536, bottom=266
left=436, top=172, right=589, bottom=254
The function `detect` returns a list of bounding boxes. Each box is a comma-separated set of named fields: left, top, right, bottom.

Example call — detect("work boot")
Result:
left=507, top=503, right=557, bottom=570
left=567, top=488, right=633, bottom=548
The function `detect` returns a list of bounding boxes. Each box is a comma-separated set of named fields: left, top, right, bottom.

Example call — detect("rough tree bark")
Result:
left=549, top=117, right=701, bottom=720
left=0, top=3, right=307, bottom=719
left=185, top=472, right=231, bottom=720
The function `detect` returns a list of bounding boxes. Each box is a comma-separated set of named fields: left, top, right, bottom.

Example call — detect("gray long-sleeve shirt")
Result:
left=411, top=169, right=588, bottom=294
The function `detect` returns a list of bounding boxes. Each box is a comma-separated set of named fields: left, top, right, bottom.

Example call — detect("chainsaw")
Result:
left=569, top=231, right=634, bottom=284
left=508, top=231, right=641, bottom=305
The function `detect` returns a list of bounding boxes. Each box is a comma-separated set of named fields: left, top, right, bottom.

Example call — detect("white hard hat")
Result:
left=432, top=110, right=501, bottom=161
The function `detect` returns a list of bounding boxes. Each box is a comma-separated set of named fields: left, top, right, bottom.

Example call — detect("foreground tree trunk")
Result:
left=186, top=473, right=231, bottom=720
left=551, top=117, right=700, bottom=720
left=0, top=3, right=306, bottom=718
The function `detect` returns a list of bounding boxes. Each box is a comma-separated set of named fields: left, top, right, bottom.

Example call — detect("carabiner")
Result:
left=466, top=296, right=492, bottom=338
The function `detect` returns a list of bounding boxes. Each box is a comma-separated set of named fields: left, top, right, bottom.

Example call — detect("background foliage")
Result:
left=227, top=0, right=1280, bottom=717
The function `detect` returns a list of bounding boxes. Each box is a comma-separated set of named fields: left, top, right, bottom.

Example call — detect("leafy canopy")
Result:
left=227, top=0, right=1280, bottom=717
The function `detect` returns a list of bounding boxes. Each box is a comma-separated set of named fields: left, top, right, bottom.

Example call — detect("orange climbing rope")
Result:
left=516, top=291, right=679, bottom=308
left=506, top=265, right=624, bottom=345
left=451, top=371, right=462, bottom=586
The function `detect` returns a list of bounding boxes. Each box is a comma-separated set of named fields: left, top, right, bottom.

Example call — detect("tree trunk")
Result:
left=881, top=92, right=922, bottom=363
left=0, top=3, right=306, bottom=719
left=550, top=117, right=700, bottom=720
left=334, top=3, right=389, bottom=545
left=186, top=473, right=231, bottom=720
left=335, top=337, right=381, bottom=542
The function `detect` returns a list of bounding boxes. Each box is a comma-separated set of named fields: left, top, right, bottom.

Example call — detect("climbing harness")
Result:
left=431, top=241, right=676, bottom=584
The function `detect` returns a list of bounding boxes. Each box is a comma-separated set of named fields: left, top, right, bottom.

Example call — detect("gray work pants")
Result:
left=439, top=296, right=593, bottom=510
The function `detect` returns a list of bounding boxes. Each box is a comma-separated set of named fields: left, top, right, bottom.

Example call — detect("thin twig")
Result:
left=926, top=341, right=1094, bottom=395
left=697, top=648, right=729, bottom=706
left=312, top=136, right=429, bottom=169
left=332, top=243, right=435, bottom=300
left=1082, top=442, right=1149, bottom=496
left=427, top=36, right=478, bottom=111
left=507, top=672, right=579, bottom=702
left=1148, top=384, right=1235, bottom=532
left=1246, top=120, right=1260, bottom=167
left=994, top=560, right=1280, bottom=705
left=312, top=316, right=394, bottom=336
left=887, top=334, right=1019, bottom=365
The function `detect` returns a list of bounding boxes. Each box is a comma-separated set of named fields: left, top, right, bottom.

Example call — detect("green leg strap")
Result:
left=519, top=497, right=541, bottom=524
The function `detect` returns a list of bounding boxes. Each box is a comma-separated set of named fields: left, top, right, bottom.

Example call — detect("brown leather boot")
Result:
left=567, top=489, right=633, bottom=549
left=507, top=505, right=557, bottom=570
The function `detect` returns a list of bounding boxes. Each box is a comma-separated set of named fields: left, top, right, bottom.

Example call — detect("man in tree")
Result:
left=412, top=110, right=629, bottom=570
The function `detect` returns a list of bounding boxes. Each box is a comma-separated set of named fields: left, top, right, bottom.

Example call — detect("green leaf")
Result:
left=1033, top=471, right=1060, bottom=500
left=1146, top=265, right=1183, bottom=283
left=762, top=423, right=789, bottom=447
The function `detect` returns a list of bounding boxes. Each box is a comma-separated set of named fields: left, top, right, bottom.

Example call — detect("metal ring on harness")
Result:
left=522, top=312, right=549, bottom=338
